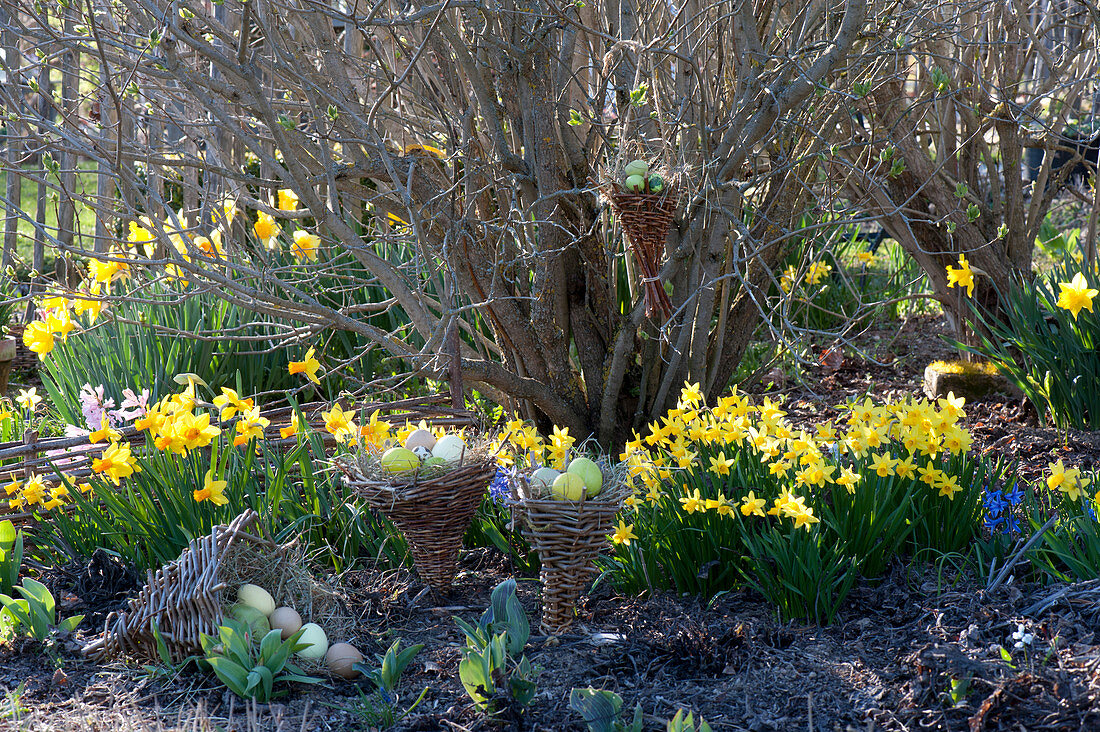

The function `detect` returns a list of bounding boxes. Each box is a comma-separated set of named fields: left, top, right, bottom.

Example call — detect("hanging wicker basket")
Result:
left=604, top=185, right=679, bottom=320
left=512, top=475, right=630, bottom=633
left=334, top=453, right=495, bottom=592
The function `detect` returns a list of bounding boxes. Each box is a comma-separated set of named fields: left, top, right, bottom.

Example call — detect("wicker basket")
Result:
left=82, top=510, right=272, bottom=663
left=605, top=186, right=679, bottom=320
left=335, top=455, right=496, bottom=592
left=513, top=478, right=630, bottom=633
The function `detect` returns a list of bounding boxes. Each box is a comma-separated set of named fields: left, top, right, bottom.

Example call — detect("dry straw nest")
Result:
left=82, top=510, right=352, bottom=664
left=333, top=439, right=497, bottom=592
left=511, top=461, right=631, bottom=633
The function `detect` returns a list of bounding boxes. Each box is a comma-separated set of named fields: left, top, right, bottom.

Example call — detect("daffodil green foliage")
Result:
left=42, top=285, right=298, bottom=426
left=605, top=385, right=1006, bottom=623
left=199, top=619, right=322, bottom=702
left=37, top=402, right=407, bottom=573
left=966, top=259, right=1100, bottom=429
left=454, top=579, right=537, bottom=716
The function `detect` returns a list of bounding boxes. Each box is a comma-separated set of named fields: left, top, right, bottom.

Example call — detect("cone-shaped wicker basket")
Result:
left=512, top=473, right=630, bottom=632
left=334, top=452, right=495, bottom=592
left=604, top=185, right=679, bottom=320
left=83, top=510, right=269, bottom=663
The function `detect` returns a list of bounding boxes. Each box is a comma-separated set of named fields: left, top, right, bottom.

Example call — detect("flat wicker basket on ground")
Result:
left=512, top=477, right=630, bottom=633
left=82, top=510, right=271, bottom=663
left=604, top=186, right=679, bottom=320
left=334, top=454, right=496, bottom=592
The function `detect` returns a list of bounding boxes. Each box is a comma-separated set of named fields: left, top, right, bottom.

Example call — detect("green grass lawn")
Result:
left=0, top=164, right=101, bottom=264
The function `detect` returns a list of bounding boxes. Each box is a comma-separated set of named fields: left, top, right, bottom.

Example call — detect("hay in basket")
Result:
left=599, top=149, right=681, bottom=321
left=82, top=510, right=351, bottom=664
left=511, top=461, right=631, bottom=633
left=333, top=439, right=497, bottom=592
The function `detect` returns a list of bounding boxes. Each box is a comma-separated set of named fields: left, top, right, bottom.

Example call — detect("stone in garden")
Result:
left=922, top=360, right=1020, bottom=400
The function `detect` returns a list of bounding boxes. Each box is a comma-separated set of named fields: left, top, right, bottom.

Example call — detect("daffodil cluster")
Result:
left=491, top=420, right=577, bottom=471
left=22, top=291, right=103, bottom=361
left=779, top=261, right=833, bottom=293
left=616, top=383, right=976, bottom=535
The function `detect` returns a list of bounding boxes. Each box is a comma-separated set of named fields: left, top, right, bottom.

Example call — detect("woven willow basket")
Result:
left=335, top=454, right=495, bottom=592
left=605, top=185, right=679, bottom=320
left=82, top=510, right=271, bottom=663
left=512, top=476, right=630, bottom=633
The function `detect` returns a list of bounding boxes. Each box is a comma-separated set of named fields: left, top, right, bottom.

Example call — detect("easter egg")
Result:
left=551, top=472, right=585, bottom=501
left=423, top=456, right=447, bottom=468
left=647, top=174, right=665, bottom=194
left=325, top=642, right=364, bottom=679
left=404, top=428, right=437, bottom=451
left=269, top=606, right=303, bottom=640
left=624, top=174, right=646, bottom=193
left=567, top=457, right=603, bottom=497
left=432, top=434, right=467, bottom=463
left=530, top=467, right=560, bottom=491
left=296, top=623, right=329, bottom=659
left=237, top=584, right=276, bottom=617
left=381, top=446, right=420, bottom=473
left=229, top=603, right=271, bottom=637
left=624, top=159, right=649, bottom=177
left=411, top=445, right=433, bottom=462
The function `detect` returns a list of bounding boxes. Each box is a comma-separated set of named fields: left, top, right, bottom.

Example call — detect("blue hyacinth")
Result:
left=488, top=467, right=512, bottom=503
left=982, top=481, right=1022, bottom=536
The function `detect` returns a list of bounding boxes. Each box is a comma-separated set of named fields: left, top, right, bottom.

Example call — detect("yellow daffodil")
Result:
left=213, top=387, right=255, bottom=421
left=917, top=462, right=942, bottom=486
left=89, top=416, right=122, bottom=444
left=359, top=410, right=392, bottom=450
left=680, top=488, right=705, bottom=514
left=280, top=415, right=306, bottom=440
left=740, top=491, right=766, bottom=517
left=1055, top=272, right=1098, bottom=320
left=705, top=493, right=734, bottom=516
left=288, top=347, right=322, bottom=385
left=22, top=321, right=55, bottom=359
left=946, top=254, right=975, bottom=297
left=708, top=451, right=734, bottom=479
left=894, top=456, right=917, bottom=480
left=836, top=466, right=861, bottom=494
left=292, top=230, right=320, bottom=261
left=935, top=474, right=962, bottom=500
left=610, top=520, right=638, bottom=546
left=194, top=470, right=229, bottom=506
left=253, top=211, right=282, bottom=249
left=869, top=452, right=898, bottom=478
left=92, top=441, right=141, bottom=485
left=679, top=381, right=704, bottom=408
left=856, top=251, right=873, bottom=265
left=790, top=504, right=820, bottom=531
left=322, top=403, right=357, bottom=443
left=277, top=188, right=300, bottom=211
left=232, top=407, right=270, bottom=446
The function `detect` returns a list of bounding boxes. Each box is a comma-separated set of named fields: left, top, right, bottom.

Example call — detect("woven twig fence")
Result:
left=334, top=454, right=495, bottom=592
left=81, top=509, right=269, bottom=663
left=603, top=186, right=679, bottom=320
left=512, top=478, right=630, bottom=633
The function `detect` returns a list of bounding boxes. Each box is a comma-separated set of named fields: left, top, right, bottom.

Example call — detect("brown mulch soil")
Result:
left=3, top=313, right=1100, bottom=730
left=2, top=556, right=1100, bottom=731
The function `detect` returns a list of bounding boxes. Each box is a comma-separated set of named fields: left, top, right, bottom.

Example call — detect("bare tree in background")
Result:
left=836, top=0, right=1100, bottom=335
left=1, top=0, right=882, bottom=444
left=7, top=0, right=1095, bottom=444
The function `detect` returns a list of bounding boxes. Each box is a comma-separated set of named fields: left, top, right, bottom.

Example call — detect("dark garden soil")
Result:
left=3, top=313, right=1100, bottom=731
